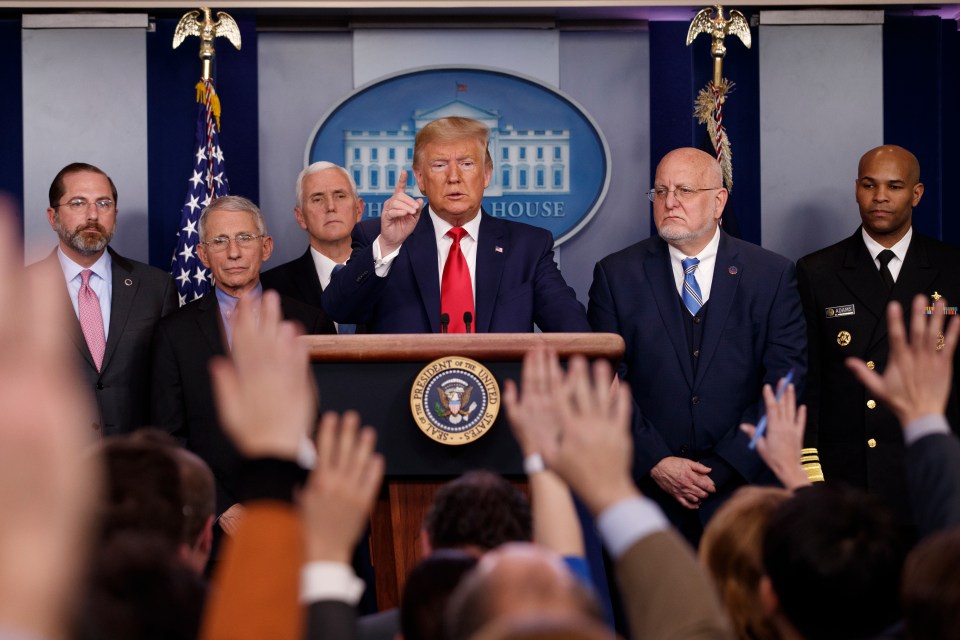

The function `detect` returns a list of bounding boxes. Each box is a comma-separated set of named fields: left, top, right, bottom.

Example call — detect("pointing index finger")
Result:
left=394, top=170, right=409, bottom=195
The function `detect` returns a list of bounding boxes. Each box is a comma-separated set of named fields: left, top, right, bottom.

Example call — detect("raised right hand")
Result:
left=378, top=170, right=423, bottom=255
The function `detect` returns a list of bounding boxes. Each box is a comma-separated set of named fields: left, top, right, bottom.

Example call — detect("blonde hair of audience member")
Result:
left=700, top=486, right=791, bottom=640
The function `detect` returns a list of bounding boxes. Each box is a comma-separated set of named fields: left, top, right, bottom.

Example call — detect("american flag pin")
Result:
left=495, top=246, right=504, bottom=253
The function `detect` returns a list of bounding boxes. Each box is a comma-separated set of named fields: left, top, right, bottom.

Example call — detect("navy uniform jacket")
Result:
left=321, top=210, right=589, bottom=333
left=589, top=231, right=806, bottom=539
left=797, top=228, right=960, bottom=526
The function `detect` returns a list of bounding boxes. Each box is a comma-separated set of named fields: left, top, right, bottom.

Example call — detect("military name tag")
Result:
left=825, top=304, right=855, bottom=318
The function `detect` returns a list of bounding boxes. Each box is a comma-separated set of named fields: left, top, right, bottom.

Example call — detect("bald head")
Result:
left=858, top=145, right=920, bottom=184
left=445, top=543, right=603, bottom=640
left=656, top=147, right=723, bottom=186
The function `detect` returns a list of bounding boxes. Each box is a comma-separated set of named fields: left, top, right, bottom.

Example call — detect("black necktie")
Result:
left=877, top=249, right=896, bottom=292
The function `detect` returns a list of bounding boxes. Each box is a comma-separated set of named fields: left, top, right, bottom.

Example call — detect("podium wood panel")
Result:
left=306, top=333, right=624, bottom=609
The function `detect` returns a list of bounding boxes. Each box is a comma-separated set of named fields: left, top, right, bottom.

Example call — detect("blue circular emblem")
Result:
left=305, top=66, right=610, bottom=246
left=410, top=356, right=500, bottom=445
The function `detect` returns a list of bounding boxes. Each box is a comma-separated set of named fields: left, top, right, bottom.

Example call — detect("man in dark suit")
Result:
left=797, top=144, right=960, bottom=531
left=151, top=195, right=329, bottom=540
left=35, top=162, right=177, bottom=438
left=261, top=161, right=363, bottom=334
left=322, top=116, right=589, bottom=334
left=588, top=147, right=806, bottom=545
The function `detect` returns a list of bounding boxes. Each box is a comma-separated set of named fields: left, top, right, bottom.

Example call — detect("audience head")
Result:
left=412, top=117, right=493, bottom=227
left=96, top=436, right=184, bottom=548
left=399, top=550, right=478, bottom=640
left=422, top=470, right=532, bottom=555
left=197, top=195, right=274, bottom=298
left=761, top=485, right=905, bottom=639
left=651, top=147, right=727, bottom=256
left=856, top=145, right=922, bottom=248
left=293, top=162, right=364, bottom=256
left=46, top=162, right=118, bottom=262
left=700, top=485, right=790, bottom=640
left=444, top=542, right=603, bottom=640
left=901, top=526, right=960, bottom=640
left=129, top=429, right=215, bottom=575
left=75, top=532, right=206, bottom=640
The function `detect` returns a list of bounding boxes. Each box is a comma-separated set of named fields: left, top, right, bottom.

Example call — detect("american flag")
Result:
left=171, top=79, right=230, bottom=306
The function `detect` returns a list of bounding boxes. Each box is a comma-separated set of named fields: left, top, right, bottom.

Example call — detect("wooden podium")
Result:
left=304, top=332, right=624, bottom=609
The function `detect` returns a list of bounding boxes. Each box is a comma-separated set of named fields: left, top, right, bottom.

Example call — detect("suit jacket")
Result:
left=150, top=290, right=330, bottom=514
left=797, top=229, right=960, bottom=526
left=199, top=503, right=306, bottom=640
left=321, top=211, right=590, bottom=333
left=615, top=529, right=733, bottom=640
left=588, top=232, right=806, bottom=538
left=31, top=248, right=178, bottom=437
left=260, top=249, right=338, bottom=333
left=906, top=432, right=960, bottom=538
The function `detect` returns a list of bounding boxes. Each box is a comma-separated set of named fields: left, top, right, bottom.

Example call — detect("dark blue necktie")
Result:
left=681, top=257, right=703, bottom=316
left=331, top=264, right=356, bottom=334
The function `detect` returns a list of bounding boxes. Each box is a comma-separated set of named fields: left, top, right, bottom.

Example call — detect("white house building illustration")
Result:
left=343, top=100, right=571, bottom=197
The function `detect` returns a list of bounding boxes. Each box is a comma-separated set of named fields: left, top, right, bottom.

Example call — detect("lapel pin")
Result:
left=728, top=266, right=738, bottom=275
left=124, top=278, right=133, bottom=286
left=495, top=246, right=504, bottom=253
left=837, top=331, right=852, bottom=347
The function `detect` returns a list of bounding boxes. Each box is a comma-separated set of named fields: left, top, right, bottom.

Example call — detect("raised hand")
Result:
left=301, top=411, right=384, bottom=564
left=740, top=381, right=811, bottom=491
left=378, top=170, right=423, bottom=255
left=847, top=295, right=960, bottom=427
left=208, top=290, right=317, bottom=461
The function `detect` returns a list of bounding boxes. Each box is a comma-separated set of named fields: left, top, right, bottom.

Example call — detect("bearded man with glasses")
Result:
left=151, top=195, right=329, bottom=571
left=588, top=147, right=806, bottom=546
left=30, top=162, right=178, bottom=439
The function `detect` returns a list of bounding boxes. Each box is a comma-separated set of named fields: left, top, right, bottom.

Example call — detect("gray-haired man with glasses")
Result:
left=588, top=147, right=806, bottom=546
left=31, top=162, right=178, bottom=439
left=151, top=194, right=329, bottom=567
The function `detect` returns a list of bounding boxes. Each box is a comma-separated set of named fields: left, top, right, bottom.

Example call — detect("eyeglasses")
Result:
left=54, top=198, right=116, bottom=212
left=202, top=233, right=264, bottom=252
left=646, top=186, right=722, bottom=203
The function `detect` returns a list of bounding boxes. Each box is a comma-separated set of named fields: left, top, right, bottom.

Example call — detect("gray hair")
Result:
left=295, top=161, right=358, bottom=209
left=198, top=195, right=266, bottom=242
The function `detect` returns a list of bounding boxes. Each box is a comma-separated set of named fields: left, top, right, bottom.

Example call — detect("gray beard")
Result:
left=55, top=221, right=113, bottom=257
left=658, top=220, right=715, bottom=247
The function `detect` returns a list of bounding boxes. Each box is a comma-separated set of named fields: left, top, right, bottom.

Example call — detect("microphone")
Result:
left=440, top=313, right=450, bottom=334
left=463, top=311, right=473, bottom=334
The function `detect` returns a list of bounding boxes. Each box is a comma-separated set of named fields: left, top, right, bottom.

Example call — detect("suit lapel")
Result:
left=40, top=251, right=96, bottom=369
left=101, top=249, right=136, bottom=372
left=405, top=212, right=442, bottom=333
left=293, top=249, right=324, bottom=307
left=837, top=233, right=888, bottom=324
left=645, top=240, right=695, bottom=387
left=196, top=293, right=227, bottom=354
left=694, top=233, right=741, bottom=388
left=475, top=213, right=505, bottom=334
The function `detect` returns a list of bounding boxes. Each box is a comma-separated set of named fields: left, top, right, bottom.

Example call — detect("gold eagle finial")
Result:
left=173, top=7, right=241, bottom=81
left=686, top=5, right=751, bottom=86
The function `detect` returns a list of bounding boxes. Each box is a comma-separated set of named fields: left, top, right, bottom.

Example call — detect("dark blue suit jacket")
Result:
left=589, top=231, right=806, bottom=535
left=322, top=210, right=589, bottom=333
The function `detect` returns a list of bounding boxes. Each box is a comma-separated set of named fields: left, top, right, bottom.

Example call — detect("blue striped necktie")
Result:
left=331, top=264, right=356, bottom=334
left=681, top=257, right=703, bottom=316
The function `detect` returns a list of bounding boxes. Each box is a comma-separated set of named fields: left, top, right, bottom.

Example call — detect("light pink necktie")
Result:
left=79, top=269, right=106, bottom=371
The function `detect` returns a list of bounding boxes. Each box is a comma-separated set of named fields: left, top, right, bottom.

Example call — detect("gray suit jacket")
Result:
left=33, top=248, right=178, bottom=437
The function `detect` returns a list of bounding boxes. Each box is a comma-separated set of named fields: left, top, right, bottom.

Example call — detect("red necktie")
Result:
left=441, top=227, right=474, bottom=333
left=78, top=269, right=106, bottom=371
